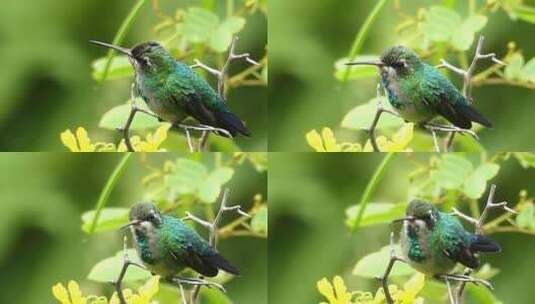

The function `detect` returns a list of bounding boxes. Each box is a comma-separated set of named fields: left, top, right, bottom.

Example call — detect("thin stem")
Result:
left=98, top=0, right=149, bottom=82
left=342, top=0, right=391, bottom=83
left=351, top=153, right=395, bottom=231
left=88, top=153, right=133, bottom=234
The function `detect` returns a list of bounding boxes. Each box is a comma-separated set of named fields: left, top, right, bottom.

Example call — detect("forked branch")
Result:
left=183, top=188, right=250, bottom=303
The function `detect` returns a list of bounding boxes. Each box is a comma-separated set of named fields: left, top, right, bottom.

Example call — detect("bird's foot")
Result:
left=439, top=273, right=493, bottom=290
left=423, top=123, right=479, bottom=141
left=170, top=277, right=226, bottom=293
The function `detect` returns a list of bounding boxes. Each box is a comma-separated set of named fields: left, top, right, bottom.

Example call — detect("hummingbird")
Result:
left=122, top=202, right=240, bottom=279
left=347, top=46, right=492, bottom=129
left=396, top=200, right=500, bottom=276
left=90, top=40, right=251, bottom=137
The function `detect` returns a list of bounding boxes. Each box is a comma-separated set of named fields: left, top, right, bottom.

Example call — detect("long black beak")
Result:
left=90, top=40, right=132, bottom=56
left=345, top=60, right=384, bottom=67
left=392, top=216, right=416, bottom=223
left=120, top=220, right=141, bottom=230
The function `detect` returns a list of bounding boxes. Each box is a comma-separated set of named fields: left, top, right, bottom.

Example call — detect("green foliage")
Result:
left=353, top=245, right=415, bottom=278
left=345, top=202, right=406, bottom=229
left=99, top=102, right=160, bottom=131
left=88, top=249, right=151, bottom=283
left=81, top=208, right=129, bottom=234
left=421, top=6, right=487, bottom=51
left=341, top=97, right=403, bottom=131
left=183, top=7, right=246, bottom=52
left=166, top=158, right=234, bottom=203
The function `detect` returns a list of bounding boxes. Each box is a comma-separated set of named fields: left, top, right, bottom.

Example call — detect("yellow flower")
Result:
left=392, top=273, right=425, bottom=304
left=52, top=281, right=87, bottom=304
left=52, top=276, right=160, bottom=304
left=306, top=128, right=362, bottom=152
left=61, top=124, right=170, bottom=152
left=317, top=276, right=353, bottom=304
left=118, top=123, right=171, bottom=152
left=362, top=123, right=414, bottom=152
left=60, top=127, right=95, bottom=152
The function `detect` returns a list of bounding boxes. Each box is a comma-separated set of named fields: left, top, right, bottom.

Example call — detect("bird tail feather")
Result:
left=470, top=234, right=501, bottom=253
left=214, top=110, right=251, bottom=137
left=204, top=251, right=241, bottom=276
left=457, top=104, right=493, bottom=128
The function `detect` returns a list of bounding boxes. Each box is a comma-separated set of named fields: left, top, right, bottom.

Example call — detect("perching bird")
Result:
left=123, top=202, right=240, bottom=278
left=347, top=46, right=492, bottom=129
left=90, top=40, right=251, bottom=137
left=397, top=200, right=500, bottom=276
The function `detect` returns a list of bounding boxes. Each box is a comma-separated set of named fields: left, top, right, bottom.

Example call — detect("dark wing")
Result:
left=423, top=65, right=492, bottom=128
left=182, top=244, right=240, bottom=277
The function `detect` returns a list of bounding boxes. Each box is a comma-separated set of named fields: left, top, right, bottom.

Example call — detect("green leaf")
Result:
left=166, top=159, right=234, bottom=203
left=505, top=53, right=525, bottom=80
left=341, top=97, right=404, bottom=130
left=334, top=55, right=380, bottom=81
left=421, top=6, right=461, bottom=42
left=422, top=7, right=486, bottom=51
left=200, top=288, right=232, bottom=304
left=209, top=17, right=246, bottom=52
left=81, top=208, right=129, bottom=234
left=247, top=152, right=268, bottom=172
left=345, top=202, right=406, bottom=229
left=198, top=167, right=234, bottom=203
left=92, top=55, right=134, bottom=80
left=451, top=15, right=487, bottom=51
left=520, top=57, right=535, bottom=82
left=183, top=7, right=220, bottom=43
left=431, top=154, right=474, bottom=189
left=167, top=158, right=209, bottom=195
left=514, top=4, right=535, bottom=24
left=88, top=249, right=150, bottom=283
left=99, top=102, right=160, bottom=130
left=514, top=152, right=535, bottom=168
left=462, top=163, right=500, bottom=199
left=183, top=8, right=246, bottom=52
left=251, top=206, right=268, bottom=234
left=516, top=204, right=535, bottom=229
left=353, top=245, right=415, bottom=278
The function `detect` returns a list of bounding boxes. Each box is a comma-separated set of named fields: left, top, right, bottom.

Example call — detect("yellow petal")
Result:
left=321, top=128, right=341, bottom=152
left=109, top=292, right=120, bottom=304
left=332, top=276, right=352, bottom=303
left=317, top=277, right=336, bottom=303
left=52, top=283, right=71, bottom=304
left=60, top=129, right=80, bottom=152
left=75, top=127, right=94, bottom=152
left=67, top=281, right=86, bottom=304
left=153, top=124, right=171, bottom=146
left=137, top=275, right=160, bottom=302
left=403, top=273, right=425, bottom=297
left=306, top=129, right=326, bottom=152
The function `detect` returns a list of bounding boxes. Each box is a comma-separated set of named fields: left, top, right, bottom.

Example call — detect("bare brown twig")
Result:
left=450, top=184, right=516, bottom=303
left=183, top=188, right=250, bottom=303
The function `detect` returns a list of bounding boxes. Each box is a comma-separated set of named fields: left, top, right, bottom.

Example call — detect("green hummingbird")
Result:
left=90, top=40, right=251, bottom=137
left=396, top=200, right=500, bottom=276
left=123, top=202, right=240, bottom=279
left=347, top=46, right=492, bottom=129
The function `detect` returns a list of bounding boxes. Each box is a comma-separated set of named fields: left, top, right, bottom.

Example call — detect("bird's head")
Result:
left=393, top=199, right=440, bottom=228
left=89, top=40, right=173, bottom=73
left=123, top=202, right=163, bottom=230
left=345, top=45, right=421, bottom=76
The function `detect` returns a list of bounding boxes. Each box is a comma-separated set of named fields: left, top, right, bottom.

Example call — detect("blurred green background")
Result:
left=0, top=0, right=267, bottom=151
left=0, top=153, right=267, bottom=304
left=269, top=0, right=535, bottom=151
left=269, top=152, right=535, bottom=303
